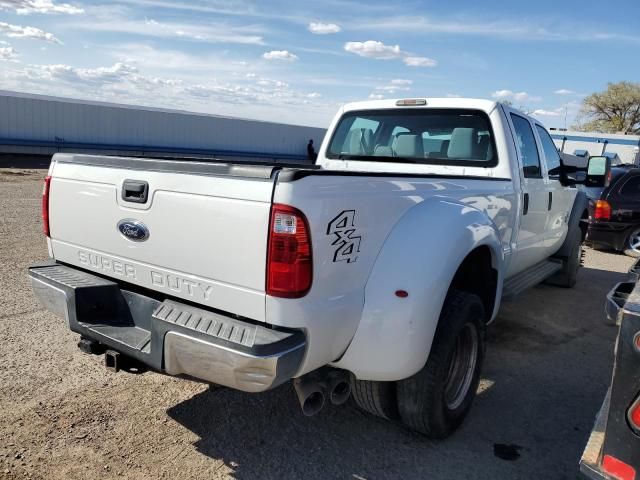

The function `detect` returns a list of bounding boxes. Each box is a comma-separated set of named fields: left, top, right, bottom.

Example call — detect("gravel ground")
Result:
left=0, top=168, right=635, bottom=480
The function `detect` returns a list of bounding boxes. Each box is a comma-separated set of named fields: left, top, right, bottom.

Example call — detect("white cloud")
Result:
left=0, top=0, right=83, bottom=14
left=0, top=55, right=336, bottom=126
left=0, top=45, right=17, bottom=60
left=492, top=89, right=541, bottom=103
left=33, top=62, right=140, bottom=83
left=344, top=40, right=437, bottom=68
left=532, top=109, right=562, bottom=117
left=446, top=93, right=462, bottom=98
left=554, top=89, right=575, bottom=95
left=350, top=16, right=640, bottom=44
left=256, top=78, right=289, bottom=88
left=71, top=16, right=265, bottom=46
left=532, top=102, right=580, bottom=119
left=344, top=40, right=403, bottom=59
left=262, top=50, right=298, bottom=61
left=0, top=22, right=61, bottom=43
left=308, top=22, right=341, bottom=34
left=375, top=86, right=406, bottom=93
left=370, top=79, right=413, bottom=98
left=9, top=60, right=322, bottom=108
left=403, top=56, right=437, bottom=67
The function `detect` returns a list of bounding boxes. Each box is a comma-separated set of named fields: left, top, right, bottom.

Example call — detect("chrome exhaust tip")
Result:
left=293, top=377, right=325, bottom=416
left=327, top=371, right=351, bottom=405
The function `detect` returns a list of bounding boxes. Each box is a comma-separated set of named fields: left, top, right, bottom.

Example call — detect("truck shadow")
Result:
left=166, top=263, right=630, bottom=480
left=492, top=265, right=627, bottom=352
left=166, top=384, right=429, bottom=480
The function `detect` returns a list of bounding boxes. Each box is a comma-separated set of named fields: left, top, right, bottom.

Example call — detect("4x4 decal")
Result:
left=327, top=210, right=361, bottom=263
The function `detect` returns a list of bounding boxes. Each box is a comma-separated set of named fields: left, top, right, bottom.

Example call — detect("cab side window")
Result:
left=511, top=114, right=541, bottom=178
left=535, top=125, right=561, bottom=179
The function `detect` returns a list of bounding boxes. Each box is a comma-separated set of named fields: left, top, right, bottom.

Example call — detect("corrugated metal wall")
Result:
left=0, top=90, right=326, bottom=162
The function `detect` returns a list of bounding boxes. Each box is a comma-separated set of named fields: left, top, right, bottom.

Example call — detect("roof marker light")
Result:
left=396, top=99, right=427, bottom=106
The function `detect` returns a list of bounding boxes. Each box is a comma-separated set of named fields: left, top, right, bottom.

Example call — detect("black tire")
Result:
left=396, top=290, right=485, bottom=439
left=623, top=228, right=640, bottom=258
left=350, top=375, right=398, bottom=420
left=546, top=227, right=582, bottom=288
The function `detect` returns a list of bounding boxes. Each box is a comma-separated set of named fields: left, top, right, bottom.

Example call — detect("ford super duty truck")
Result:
left=29, top=98, right=607, bottom=438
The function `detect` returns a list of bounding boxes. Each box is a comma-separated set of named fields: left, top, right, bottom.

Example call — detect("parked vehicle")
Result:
left=29, top=98, right=606, bottom=438
left=587, top=164, right=640, bottom=257
left=581, top=259, right=640, bottom=480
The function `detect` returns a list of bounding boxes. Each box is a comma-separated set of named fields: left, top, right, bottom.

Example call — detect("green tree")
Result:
left=574, top=81, right=640, bottom=134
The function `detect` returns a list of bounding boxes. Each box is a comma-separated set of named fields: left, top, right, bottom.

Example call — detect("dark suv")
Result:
left=588, top=165, right=640, bottom=257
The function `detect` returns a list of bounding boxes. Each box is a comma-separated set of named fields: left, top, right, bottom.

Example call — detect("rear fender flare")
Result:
left=333, top=198, right=504, bottom=381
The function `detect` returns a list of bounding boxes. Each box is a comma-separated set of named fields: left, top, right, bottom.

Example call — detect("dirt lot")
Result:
left=0, top=168, right=635, bottom=480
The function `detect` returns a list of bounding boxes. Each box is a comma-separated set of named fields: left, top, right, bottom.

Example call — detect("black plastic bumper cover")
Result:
left=28, top=261, right=306, bottom=392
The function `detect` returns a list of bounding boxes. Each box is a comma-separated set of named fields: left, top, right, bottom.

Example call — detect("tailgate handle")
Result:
left=122, top=180, right=149, bottom=204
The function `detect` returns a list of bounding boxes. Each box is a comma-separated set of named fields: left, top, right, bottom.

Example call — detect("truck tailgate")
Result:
left=48, top=154, right=276, bottom=322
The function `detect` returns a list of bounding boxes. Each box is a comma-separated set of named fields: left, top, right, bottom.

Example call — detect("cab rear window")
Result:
left=326, top=109, right=498, bottom=167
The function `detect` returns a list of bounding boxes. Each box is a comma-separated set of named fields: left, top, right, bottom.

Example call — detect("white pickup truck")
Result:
left=29, top=98, right=607, bottom=438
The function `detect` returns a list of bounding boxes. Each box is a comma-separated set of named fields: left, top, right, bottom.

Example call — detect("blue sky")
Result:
left=0, top=0, right=639, bottom=127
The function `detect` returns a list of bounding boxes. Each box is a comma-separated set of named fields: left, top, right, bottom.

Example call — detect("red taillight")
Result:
left=266, top=204, right=312, bottom=298
left=42, top=175, right=51, bottom=237
left=603, top=455, right=636, bottom=480
left=594, top=200, right=612, bottom=221
left=629, top=394, right=640, bottom=434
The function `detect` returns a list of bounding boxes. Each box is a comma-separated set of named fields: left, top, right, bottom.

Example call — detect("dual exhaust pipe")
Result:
left=293, top=369, right=351, bottom=416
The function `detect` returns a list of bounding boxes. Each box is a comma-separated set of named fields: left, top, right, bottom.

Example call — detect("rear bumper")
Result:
left=587, top=221, right=633, bottom=251
left=29, top=261, right=305, bottom=392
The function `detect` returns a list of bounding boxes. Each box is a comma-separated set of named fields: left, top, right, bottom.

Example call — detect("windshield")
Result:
left=326, top=108, right=497, bottom=167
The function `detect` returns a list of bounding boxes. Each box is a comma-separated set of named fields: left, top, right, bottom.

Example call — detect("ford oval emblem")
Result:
left=117, top=219, right=150, bottom=242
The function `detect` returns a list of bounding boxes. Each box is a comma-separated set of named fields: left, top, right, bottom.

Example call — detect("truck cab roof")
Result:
left=341, top=98, right=501, bottom=115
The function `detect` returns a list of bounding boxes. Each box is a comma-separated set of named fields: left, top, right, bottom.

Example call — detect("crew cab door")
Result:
left=507, top=112, right=549, bottom=275
left=534, top=124, right=573, bottom=253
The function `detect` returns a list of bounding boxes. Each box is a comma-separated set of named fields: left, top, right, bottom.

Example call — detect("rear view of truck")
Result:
left=31, top=98, right=593, bottom=439
left=31, top=154, right=309, bottom=392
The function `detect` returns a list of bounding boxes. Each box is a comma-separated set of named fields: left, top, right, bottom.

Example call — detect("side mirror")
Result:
left=559, top=153, right=588, bottom=186
left=585, top=156, right=611, bottom=188
left=557, top=153, right=611, bottom=187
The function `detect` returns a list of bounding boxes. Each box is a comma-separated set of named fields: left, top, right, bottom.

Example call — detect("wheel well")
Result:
left=449, top=246, right=497, bottom=322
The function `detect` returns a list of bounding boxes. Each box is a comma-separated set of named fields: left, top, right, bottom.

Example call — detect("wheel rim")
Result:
left=444, top=323, right=479, bottom=411
left=629, top=229, right=640, bottom=254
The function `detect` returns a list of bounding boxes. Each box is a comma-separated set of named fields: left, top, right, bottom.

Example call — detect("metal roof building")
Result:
left=0, top=90, right=326, bottom=163
left=549, top=129, right=640, bottom=165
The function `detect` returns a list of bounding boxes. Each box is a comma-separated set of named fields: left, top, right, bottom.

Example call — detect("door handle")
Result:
left=523, top=193, right=529, bottom=215
left=122, top=180, right=149, bottom=204
left=548, top=192, right=553, bottom=211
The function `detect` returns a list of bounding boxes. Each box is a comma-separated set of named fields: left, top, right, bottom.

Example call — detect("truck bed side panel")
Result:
left=269, top=172, right=516, bottom=377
